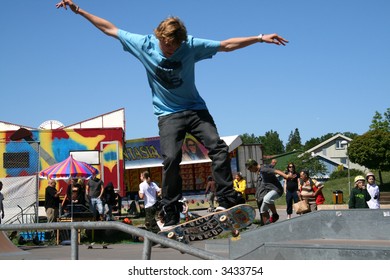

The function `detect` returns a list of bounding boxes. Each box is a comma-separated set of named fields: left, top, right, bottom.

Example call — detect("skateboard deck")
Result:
left=158, top=204, right=255, bottom=243
left=86, top=242, right=110, bottom=249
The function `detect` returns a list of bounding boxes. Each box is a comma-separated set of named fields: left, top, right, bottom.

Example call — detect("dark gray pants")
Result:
left=158, top=110, right=236, bottom=206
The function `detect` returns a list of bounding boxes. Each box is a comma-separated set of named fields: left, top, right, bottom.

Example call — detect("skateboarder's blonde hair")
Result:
left=154, top=16, right=187, bottom=46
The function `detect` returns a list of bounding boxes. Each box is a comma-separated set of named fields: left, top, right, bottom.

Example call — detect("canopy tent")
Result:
left=39, top=155, right=99, bottom=180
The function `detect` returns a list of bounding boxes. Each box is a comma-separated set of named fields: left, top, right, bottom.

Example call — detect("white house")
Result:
left=303, top=133, right=367, bottom=178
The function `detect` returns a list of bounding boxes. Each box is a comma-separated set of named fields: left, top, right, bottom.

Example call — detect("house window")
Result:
left=340, top=158, right=347, bottom=164
left=335, top=140, right=345, bottom=149
left=3, top=152, right=30, bottom=168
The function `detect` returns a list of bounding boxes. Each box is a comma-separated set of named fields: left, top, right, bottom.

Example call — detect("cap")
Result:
left=366, top=172, right=375, bottom=180
left=354, top=175, right=365, bottom=183
left=245, top=159, right=258, bottom=169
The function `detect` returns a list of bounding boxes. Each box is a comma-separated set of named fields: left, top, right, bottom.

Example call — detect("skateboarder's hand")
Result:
left=262, top=34, right=289, bottom=46
left=56, top=0, right=78, bottom=14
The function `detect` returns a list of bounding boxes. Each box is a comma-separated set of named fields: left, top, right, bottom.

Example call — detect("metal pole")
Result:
left=142, top=237, right=152, bottom=260
left=347, top=156, right=351, bottom=196
left=36, top=141, right=41, bottom=224
left=71, top=226, right=79, bottom=260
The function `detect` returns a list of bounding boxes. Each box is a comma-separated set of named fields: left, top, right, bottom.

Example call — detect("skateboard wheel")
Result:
left=219, top=215, right=227, bottom=223
left=167, top=232, right=176, bottom=239
left=232, top=230, right=240, bottom=237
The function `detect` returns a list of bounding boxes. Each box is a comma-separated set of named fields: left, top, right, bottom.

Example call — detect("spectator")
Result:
left=0, top=181, right=4, bottom=224
left=87, top=174, right=105, bottom=221
left=298, top=170, right=325, bottom=212
left=284, top=163, right=299, bottom=219
left=62, top=178, right=86, bottom=212
left=205, top=176, right=217, bottom=212
left=349, top=175, right=370, bottom=209
left=45, top=179, right=63, bottom=223
left=233, top=172, right=247, bottom=203
left=366, top=172, right=380, bottom=209
left=139, top=171, right=161, bottom=233
left=102, top=182, right=117, bottom=221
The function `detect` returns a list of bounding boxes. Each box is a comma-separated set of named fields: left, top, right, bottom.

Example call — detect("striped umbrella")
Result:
left=39, top=155, right=99, bottom=180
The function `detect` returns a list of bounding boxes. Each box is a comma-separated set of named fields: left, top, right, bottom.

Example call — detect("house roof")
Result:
left=311, top=153, right=348, bottom=169
left=304, top=133, right=352, bottom=154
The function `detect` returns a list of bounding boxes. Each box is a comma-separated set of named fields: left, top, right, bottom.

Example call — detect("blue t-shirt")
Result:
left=117, top=29, right=220, bottom=116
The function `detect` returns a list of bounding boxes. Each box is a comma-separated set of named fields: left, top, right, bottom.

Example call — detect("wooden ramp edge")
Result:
left=0, top=231, right=28, bottom=257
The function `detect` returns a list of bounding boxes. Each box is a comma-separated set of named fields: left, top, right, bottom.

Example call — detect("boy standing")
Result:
left=348, top=176, right=370, bottom=209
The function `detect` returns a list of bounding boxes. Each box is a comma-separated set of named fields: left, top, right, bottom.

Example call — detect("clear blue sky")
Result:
left=1, top=0, right=389, bottom=145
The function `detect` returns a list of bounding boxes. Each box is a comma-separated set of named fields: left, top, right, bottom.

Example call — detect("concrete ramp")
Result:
left=0, top=231, right=28, bottom=257
left=206, top=209, right=390, bottom=260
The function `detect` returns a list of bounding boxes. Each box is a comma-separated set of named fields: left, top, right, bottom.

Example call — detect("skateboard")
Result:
left=158, top=204, right=255, bottom=243
left=86, top=242, right=110, bottom=249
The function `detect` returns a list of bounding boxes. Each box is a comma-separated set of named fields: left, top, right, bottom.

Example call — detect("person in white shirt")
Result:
left=366, top=172, right=380, bottom=209
left=138, top=171, right=161, bottom=233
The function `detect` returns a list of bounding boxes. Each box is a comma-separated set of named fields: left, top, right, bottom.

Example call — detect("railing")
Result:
left=4, top=203, right=37, bottom=225
left=0, top=221, right=226, bottom=260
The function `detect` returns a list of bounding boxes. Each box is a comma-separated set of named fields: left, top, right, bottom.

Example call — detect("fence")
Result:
left=0, top=140, right=40, bottom=224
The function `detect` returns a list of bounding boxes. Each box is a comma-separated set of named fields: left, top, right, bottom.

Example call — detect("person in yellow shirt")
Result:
left=233, top=172, right=247, bottom=204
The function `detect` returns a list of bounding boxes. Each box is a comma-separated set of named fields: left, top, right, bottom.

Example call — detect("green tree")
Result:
left=303, top=137, right=322, bottom=151
left=288, top=152, right=327, bottom=177
left=285, top=128, right=302, bottom=152
left=240, top=133, right=262, bottom=144
left=342, top=132, right=358, bottom=139
left=259, top=130, right=284, bottom=155
left=369, top=108, right=390, bottom=132
left=348, top=129, right=390, bottom=185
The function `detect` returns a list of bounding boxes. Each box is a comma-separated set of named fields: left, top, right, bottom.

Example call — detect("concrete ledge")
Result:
left=318, top=204, right=348, bottom=210
left=317, top=204, right=390, bottom=210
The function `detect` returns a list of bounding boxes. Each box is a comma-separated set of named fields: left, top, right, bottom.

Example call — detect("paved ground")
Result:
left=1, top=241, right=224, bottom=260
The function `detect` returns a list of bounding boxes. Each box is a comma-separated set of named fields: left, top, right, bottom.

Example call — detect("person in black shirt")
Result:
left=45, top=179, right=63, bottom=223
left=284, top=163, right=299, bottom=219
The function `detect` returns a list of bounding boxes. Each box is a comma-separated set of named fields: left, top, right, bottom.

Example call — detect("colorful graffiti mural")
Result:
left=0, top=128, right=125, bottom=201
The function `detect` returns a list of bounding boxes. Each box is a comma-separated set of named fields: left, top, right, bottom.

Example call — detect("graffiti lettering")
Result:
left=125, top=145, right=162, bottom=161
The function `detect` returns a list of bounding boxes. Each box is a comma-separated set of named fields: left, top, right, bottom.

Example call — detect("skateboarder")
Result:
left=55, top=0, right=288, bottom=227
left=246, top=159, right=292, bottom=225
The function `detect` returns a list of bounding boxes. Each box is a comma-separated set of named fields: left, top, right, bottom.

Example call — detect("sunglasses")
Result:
left=188, top=144, right=196, bottom=147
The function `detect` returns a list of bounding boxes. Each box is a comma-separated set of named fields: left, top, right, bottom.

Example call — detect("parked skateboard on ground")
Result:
left=158, top=204, right=255, bottom=243
left=86, top=242, right=110, bottom=249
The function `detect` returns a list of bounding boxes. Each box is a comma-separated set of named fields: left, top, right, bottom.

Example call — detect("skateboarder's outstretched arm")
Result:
left=219, top=34, right=288, bottom=52
left=56, top=0, right=119, bottom=38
